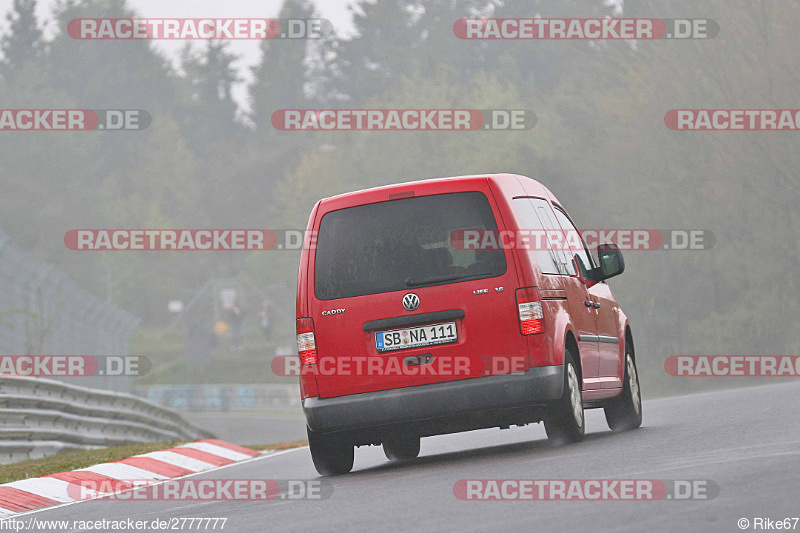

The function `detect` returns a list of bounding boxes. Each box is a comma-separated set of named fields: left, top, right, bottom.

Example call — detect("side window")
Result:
left=511, top=198, right=571, bottom=276
left=553, top=207, right=594, bottom=278
left=533, top=202, right=574, bottom=275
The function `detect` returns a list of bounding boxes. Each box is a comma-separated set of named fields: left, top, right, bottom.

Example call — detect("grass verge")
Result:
left=0, top=441, right=188, bottom=484
left=248, top=439, right=308, bottom=452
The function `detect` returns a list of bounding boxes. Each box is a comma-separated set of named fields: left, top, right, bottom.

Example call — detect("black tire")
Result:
left=604, top=339, right=643, bottom=432
left=307, top=426, right=354, bottom=476
left=544, top=349, right=585, bottom=444
left=383, top=435, right=420, bottom=461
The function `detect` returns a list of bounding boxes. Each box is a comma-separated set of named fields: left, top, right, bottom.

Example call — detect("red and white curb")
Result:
left=0, top=439, right=263, bottom=519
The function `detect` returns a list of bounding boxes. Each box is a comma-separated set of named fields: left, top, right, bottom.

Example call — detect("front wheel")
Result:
left=307, top=427, right=354, bottom=476
left=544, top=349, right=585, bottom=444
left=604, top=342, right=643, bottom=431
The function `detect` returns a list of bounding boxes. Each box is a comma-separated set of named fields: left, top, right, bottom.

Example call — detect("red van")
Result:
left=296, top=174, right=641, bottom=475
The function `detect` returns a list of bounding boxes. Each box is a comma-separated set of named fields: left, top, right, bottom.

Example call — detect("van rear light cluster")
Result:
left=516, top=287, right=545, bottom=335
left=296, top=318, right=317, bottom=366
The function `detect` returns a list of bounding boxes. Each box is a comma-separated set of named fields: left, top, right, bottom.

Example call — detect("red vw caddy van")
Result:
left=296, top=174, right=641, bottom=475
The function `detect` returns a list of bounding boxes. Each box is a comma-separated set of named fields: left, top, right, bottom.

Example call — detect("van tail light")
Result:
left=296, top=318, right=317, bottom=366
left=516, top=287, right=545, bottom=335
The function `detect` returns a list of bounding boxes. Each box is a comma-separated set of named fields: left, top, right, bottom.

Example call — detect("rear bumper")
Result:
left=303, top=365, right=564, bottom=434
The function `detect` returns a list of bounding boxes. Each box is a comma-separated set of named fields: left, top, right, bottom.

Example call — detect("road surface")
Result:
left=25, top=381, right=800, bottom=533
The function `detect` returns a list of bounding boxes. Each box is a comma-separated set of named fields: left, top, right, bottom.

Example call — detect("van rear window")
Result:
left=314, top=192, right=507, bottom=300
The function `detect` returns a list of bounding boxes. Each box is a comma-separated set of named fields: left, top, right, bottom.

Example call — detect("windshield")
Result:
left=314, top=191, right=507, bottom=300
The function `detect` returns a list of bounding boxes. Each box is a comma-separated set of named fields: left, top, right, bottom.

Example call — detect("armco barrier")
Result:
left=0, top=375, right=214, bottom=464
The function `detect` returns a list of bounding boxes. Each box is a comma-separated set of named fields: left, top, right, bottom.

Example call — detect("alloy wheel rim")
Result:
left=627, top=355, right=641, bottom=415
left=567, top=364, right=584, bottom=427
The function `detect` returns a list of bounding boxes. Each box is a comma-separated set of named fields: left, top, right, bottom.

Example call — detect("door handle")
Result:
left=584, top=300, right=593, bottom=307
left=592, top=302, right=601, bottom=309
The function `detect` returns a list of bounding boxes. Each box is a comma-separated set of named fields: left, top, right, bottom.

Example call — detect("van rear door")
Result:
left=510, top=197, right=601, bottom=386
left=310, top=188, right=525, bottom=398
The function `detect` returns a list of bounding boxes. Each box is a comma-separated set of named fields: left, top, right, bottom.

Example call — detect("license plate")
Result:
left=375, top=322, right=458, bottom=352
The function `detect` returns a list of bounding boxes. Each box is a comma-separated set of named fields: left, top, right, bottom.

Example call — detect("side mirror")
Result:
left=597, top=243, right=625, bottom=281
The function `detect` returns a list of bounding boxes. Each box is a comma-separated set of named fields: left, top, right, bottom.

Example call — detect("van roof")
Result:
left=317, top=173, right=558, bottom=211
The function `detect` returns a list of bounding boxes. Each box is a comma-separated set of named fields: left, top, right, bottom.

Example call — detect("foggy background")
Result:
left=1, top=0, right=798, bottom=442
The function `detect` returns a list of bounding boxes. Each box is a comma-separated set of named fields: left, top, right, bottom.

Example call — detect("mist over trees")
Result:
left=1, top=0, right=798, bottom=393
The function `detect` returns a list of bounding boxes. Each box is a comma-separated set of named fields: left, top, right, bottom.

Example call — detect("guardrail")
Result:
left=0, top=375, right=214, bottom=464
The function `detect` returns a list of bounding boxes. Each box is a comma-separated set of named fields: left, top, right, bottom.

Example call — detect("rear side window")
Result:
left=553, top=206, right=594, bottom=277
left=512, top=198, right=572, bottom=276
left=315, top=192, right=507, bottom=300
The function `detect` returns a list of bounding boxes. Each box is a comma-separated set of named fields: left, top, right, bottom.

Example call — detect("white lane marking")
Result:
left=0, top=507, right=19, bottom=519
left=77, top=463, right=169, bottom=481
left=177, top=442, right=253, bottom=461
left=4, top=446, right=307, bottom=520
left=135, top=451, right=217, bottom=472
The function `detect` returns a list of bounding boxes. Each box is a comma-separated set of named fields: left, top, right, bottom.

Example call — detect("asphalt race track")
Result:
left=25, top=381, right=800, bottom=533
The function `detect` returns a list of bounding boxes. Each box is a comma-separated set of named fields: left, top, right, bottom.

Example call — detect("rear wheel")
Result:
left=604, top=341, right=642, bottom=431
left=383, top=435, right=420, bottom=461
left=307, top=427, right=354, bottom=476
left=544, top=349, right=585, bottom=444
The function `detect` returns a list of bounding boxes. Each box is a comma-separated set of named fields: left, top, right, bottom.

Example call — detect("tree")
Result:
left=47, top=0, right=176, bottom=107
left=327, top=0, right=421, bottom=104
left=552, top=0, right=800, bottom=390
left=489, top=0, right=618, bottom=93
left=177, top=40, right=243, bottom=151
left=0, top=0, right=44, bottom=80
left=250, top=0, right=319, bottom=131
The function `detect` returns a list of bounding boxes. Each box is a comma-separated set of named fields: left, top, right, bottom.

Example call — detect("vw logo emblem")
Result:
left=402, top=293, right=420, bottom=311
